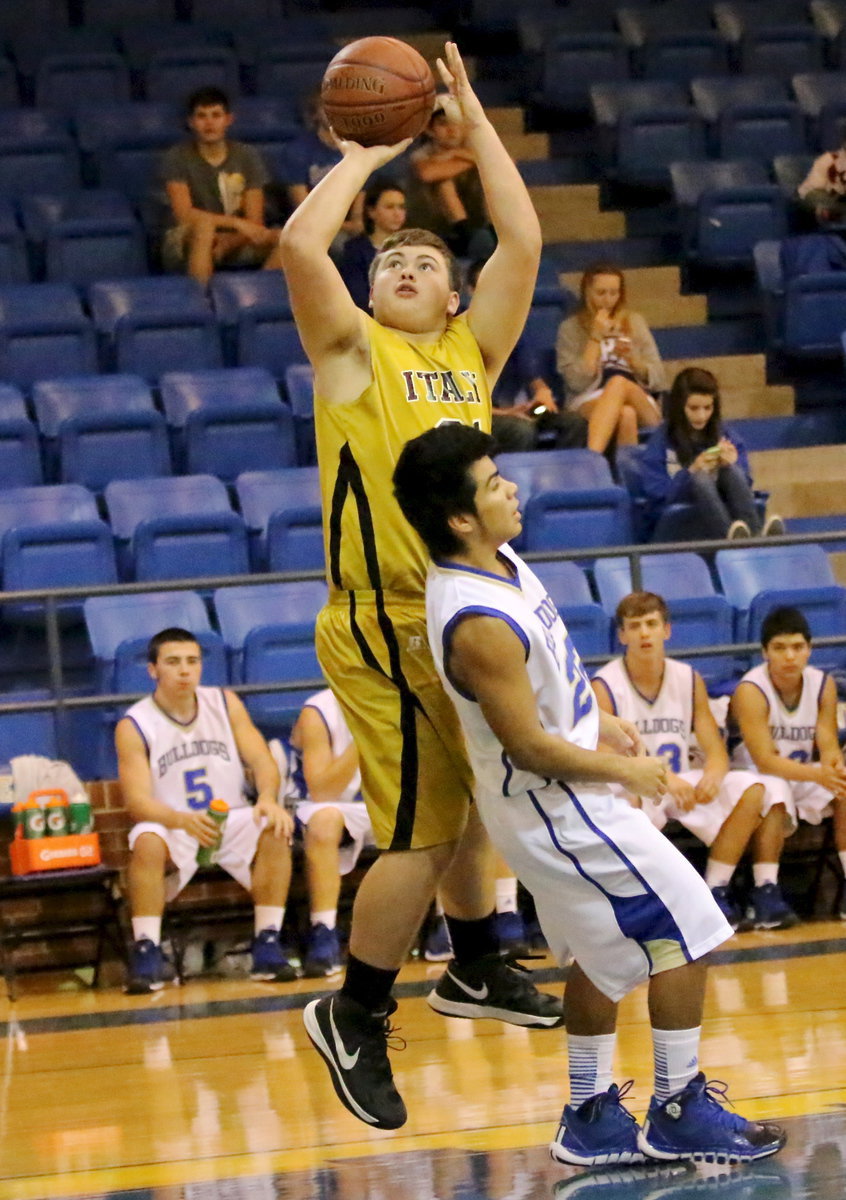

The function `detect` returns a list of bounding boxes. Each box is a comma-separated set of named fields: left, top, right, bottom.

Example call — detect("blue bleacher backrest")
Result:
left=784, top=273, right=846, bottom=356
left=0, top=482, right=99, bottom=540
left=0, top=282, right=96, bottom=387
left=35, top=52, right=132, bottom=110
left=2, top=519, right=118, bottom=624
left=617, top=106, right=708, bottom=188
left=84, top=589, right=214, bottom=686
left=144, top=46, right=240, bottom=105
left=536, top=34, right=630, bottom=111
left=59, top=410, right=172, bottom=490
left=283, top=363, right=315, bottom=465
left=718, top=103, right=807, bottom=164
left=159, top=366, right=281, bottom=427
left=33, top=373, right=155, bottom=438
left=214, top=579, right=327, bottom=681
left=0, top=692, right=58, bottom=761
left=532, top=559, right=611, bottom=659
left=235, top=465, right=321, bottom=569
left=640, top=33, right=730, bottom=83
left=715, top=543, right=840, bottom=638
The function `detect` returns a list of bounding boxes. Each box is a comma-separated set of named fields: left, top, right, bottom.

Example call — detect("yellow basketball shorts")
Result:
left=316, top=593, right=474, bottom=851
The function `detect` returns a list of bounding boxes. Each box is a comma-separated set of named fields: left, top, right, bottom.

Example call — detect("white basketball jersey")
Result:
left=427, top=544, right=599, bottom=799
left=298, top=688, right=362, bottom=804
left=593, top=657, right=695, bottom=774
left=126, top=686, right=247, bottom=812
left=732, top=662, right=826, bottom=768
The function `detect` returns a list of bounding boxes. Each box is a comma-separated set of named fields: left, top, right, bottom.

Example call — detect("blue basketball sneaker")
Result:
left=495, top=909, right=532, bottom=957
left=747, top=883, right=798, bottom=931
left=126, top=936, right=171, bottom=994
left=423, top=914, right=453, bottom=962
left=303, top=922, right=342, bottom=978
left=639, top=1073, right=787, bottom=1163
left=250, top=928, right=299, bottom=981
left=549, top=1081, right=647, bottom=1166
left=710, top=886, right=742, bottom=931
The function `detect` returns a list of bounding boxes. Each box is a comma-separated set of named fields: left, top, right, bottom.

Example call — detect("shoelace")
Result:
left=696, top=1078, right=748, bottom=1130
left=593, top=1079, right=638, bottom=1124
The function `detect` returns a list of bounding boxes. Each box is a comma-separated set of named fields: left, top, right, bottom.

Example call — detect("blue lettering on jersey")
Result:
left=563, top=633, right=593, bottom=726
left=157, top=738, right=230, bottom=779
left=770, top=724, right=816, bottom=743
left=534, top=593, right=561, bottom=666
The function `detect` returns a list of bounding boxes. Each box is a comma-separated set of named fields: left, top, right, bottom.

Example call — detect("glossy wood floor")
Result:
left=2, top=922, right=846, bottom=1200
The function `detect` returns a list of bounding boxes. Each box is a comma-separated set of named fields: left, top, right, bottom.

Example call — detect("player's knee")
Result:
left=257, top=828, right=292, bottom=864
left=306, top=808, right=346, bottom=846
left=131, top=831, right=168, bottom=872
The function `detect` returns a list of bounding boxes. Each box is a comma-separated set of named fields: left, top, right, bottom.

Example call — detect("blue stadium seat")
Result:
left=34, top=53, right=132, bottom=111
left=81, top=0, right=174, bottom=25
left=2, top=519, right=117, bottom=625
left=791, top=71, right=846, bottom=146
left=0, top=58, right=20, bottom=109
left=0, top=482, right=99, bottom=537
left=715, top=544, right=846, bottom=666
left=0, top=383, right=42, bottom=488
left=522, top=305, right=567, bottom=387
left=105, top=474, right=249, bottom=583
left=9, top=26, right=114, bottom=82
left=594, top=553, right=739, bottom=689
left=783, top=272, right=846, bottom=356
left=0, top=283, right=96, bottom=388
left=118, top=22, right=231, bottom=71
left=772, top=153, right=815, bottom=202
left=190, top=0, right=279, bottom=25
left=615, top=107, right=707, bottom=188
left=590, top=80, right=687, bottom=169
left=19, top=190, right=146, bottom=284
left=32, top=374, right=169, bottom=488
left=640, top=33, right=730, bottom=82
left=254, top=53, right=331, bottom=104
left=231, top=95, right=302, bottom=156
left=143, top=46, right=240, bottom=104
left=499, top=450, right=633, bottom=553
left=159, top=367, right=296, bottom=480
left=739, top=27, right=827, bottom=77
left=208, top=271, right=305, bottom=376
left=0, top=691, right=58, bottom=761
left=88, top=277, right=221, bottom=378
left=0, top=198, right=28, bottom=284
left=0, top=110, right=80, bottom=198
left=531, top=559, right=611, bottom=659
left=534, top=34, right=630, bottom=114
left=283, top=362, right=316, bottom=466
left=692, top=75, right=790, bottom=125
left=214, top=580, right=326, bottom=735
left=717, top=103, right=807, bottom=164
left=235, top=466, right=322, bottom=572
left=671, top=161, right=788, bottom=268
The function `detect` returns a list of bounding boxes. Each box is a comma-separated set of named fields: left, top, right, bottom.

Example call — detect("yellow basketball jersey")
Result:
left=315, top=312, right=492, bottom=596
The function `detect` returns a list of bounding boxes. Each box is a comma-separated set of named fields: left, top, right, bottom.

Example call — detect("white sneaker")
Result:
left=762, top=513, right=785, bottom=537
left=727, top=520, right=751, bottom=540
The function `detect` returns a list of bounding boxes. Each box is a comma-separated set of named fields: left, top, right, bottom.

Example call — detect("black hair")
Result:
left=186, top=87, right=231, bottom=116
left=666, top=366, right=723, bottom=468
left=393, top=424, right=498, bottom=560
left=760, top=606, right=812, bottom=647
left=363, top=178, right=405, bottom=235
left=147, top=627, right=201, bottom=664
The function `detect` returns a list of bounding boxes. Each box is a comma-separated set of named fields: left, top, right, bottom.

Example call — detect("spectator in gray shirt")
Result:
left=159, top=87, right=281, bottom=285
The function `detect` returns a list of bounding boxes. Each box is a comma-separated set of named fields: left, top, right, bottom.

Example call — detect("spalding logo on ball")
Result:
left=321, top=36, right=437, bottom=147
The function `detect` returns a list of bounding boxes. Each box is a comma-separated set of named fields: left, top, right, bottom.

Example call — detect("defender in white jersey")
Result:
left=117, top=627, right=295, bottom=994
left=393, top=424, right=785, bottom=1168
left=730, top=605, right=846, bottom=915
left=593, top=593, right=796, bottom=932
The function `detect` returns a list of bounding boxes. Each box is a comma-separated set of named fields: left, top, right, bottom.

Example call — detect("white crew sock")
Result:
left=311, top=909, right=337, bottom=930
left=705, top=859, right=735, bottom=889
left=495, top=876, right=519, bottom=914
left=753, top=862, right=779, bottom=888
left=567, top=1032, right=617, bottom=1106
left=132, top=916, right=161, bottom=945
left=254, top=905, right=284, bottom=935
left=838, top=850, right=846, bottom=878
left=652, top=1026, right=701, bottom=1100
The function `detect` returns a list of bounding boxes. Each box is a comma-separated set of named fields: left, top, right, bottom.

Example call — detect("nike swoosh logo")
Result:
left=446, top=969, right=489, bottom=1000
left=329, top=999, right=360, bottom=1070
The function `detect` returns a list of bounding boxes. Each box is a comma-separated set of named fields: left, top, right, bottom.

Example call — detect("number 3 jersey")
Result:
left=593, top=657, right=695, bottom=774
left=125, top=686, right=248, bottom=812
left=426, top=544, right=599, bottom=800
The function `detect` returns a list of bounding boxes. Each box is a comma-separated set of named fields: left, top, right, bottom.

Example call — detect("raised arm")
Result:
left=277, top=137, right=409, bottom=396
left=437, top=44, right=542, bottom=379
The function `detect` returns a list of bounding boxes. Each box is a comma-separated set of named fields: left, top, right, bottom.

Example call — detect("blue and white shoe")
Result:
left=126, top=937, right=171, bottom=994
left=495, top=909, right=532, bottom=957
left=423, top=914, right=453, bottom=962
left=747, top=884, right=799, bottom=931
left=638, top=1073, right=787, bottom=1163
left=552, top=1164, right=691, bottom=1198
left=549, top=1081, right=646, bottom=1166
left=710, top=886, right=742, bottom=931
left=303, top=922, right=342, bottom=978
left=250, top=928, right=299, bottom=981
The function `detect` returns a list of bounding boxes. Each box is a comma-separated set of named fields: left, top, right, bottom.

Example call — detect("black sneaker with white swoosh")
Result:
left=303, top=993, right=408, bottom=1129
left=427, top=951, right=564, bottom=1027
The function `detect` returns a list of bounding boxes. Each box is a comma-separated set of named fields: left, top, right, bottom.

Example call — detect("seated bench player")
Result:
left=592, top=591, right=797, bottom=931
left=393, top=424, right=785, bottom=1167
left=117, top=627, right=295, bottom=993
left=730, top=605, right=846, bottom=918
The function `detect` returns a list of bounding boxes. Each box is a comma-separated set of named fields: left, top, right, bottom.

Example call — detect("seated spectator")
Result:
left=592, top=591, right=797, bottom=931
left=285, top=90, right=364, bottom=254
left=284, top=687, right=375, bottom=978
left=730, top=605, right=846, bottom=921
left=798, top=137, right=846, bottom=228
left=339, top=179, right=408, bottom=310
left=405, top=96, right=495, bottom=260
left=116, top=627, right=295, bottom=994
left=159, top=87, right=280, bottom=285
left=556, top=263, right=665, bottom=454
left=640, top=366, right=784, bottom=540
left=462, top=259, right=588, bottom=455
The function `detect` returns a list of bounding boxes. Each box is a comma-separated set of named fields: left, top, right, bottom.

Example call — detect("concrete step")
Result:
left=662, top=354, right=795, bottom=420
left=529, top=184, right=626, bottom=242
left=487, top=106, right=527, bottom=136
left=561, top=265, right=707, bottom=328
left=501, top=131, right=550, bottom=160
left=748, top=445, right=846, bottom=518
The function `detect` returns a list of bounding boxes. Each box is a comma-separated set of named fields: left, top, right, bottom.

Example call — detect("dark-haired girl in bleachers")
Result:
left=640, top=366, right=784, bottom=541
left=338, top=179, right=407, bottom=310
left=556, top=263, right=665, bottom=454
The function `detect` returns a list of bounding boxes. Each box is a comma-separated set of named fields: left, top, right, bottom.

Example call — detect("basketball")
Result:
left=320, top=36, right=437, bottom=147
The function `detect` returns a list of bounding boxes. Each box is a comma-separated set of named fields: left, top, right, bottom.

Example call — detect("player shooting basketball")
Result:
left=277, top=41, right=561, bottom=1132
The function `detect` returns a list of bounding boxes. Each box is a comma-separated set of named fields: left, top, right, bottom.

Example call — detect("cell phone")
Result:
left=705, top=445, right=721, bottom=456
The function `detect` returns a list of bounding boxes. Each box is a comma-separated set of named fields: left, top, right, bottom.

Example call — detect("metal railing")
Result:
left=2, top=526, right=845, bottom=763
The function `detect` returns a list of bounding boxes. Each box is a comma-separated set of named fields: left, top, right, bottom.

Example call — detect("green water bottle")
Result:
left=196, top=798, right=229, bottom=866
left=69, top=792, right=93, bottom=835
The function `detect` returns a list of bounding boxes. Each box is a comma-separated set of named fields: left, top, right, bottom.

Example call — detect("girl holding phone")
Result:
left=640, top=367, right=784, bottom=540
